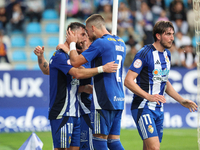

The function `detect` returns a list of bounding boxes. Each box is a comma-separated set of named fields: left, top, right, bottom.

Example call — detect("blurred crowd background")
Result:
left=0, top=0, right=197, bottom=70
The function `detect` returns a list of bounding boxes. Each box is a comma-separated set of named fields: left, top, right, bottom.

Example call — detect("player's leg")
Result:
left=131, top=109, right=161, bottom=150
left=143, top=110, right=164, bottom=150
left=92, top=109, right=109, bottom=150
left=50, top=117, right=70, bottom=150
left=80, top=114, right=94, bottom=150
left=107, top=110, right=124, bottom=150
left=143, top=137, right=160, bottom=150
left=69, top=117, right=81, bottom=150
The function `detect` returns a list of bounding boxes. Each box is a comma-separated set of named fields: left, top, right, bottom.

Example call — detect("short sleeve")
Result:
left=52, top=52, right=73, bottom=75
left=129, top=51, right=147, bottom=74
left=82, top=39, right=102, bottom=62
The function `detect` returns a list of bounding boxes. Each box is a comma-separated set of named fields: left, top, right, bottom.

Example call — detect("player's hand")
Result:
left=148, top=94, right=166, bottom=105
left=180, top=99, right=197, bottom=112
left=83, top=84, right=93, bottom=94
left=66, top=28, right=78, bottom=44
left=56, top=44, right=69, bottom=53
left=82, top=41, right=89, bottom=51
left=34, top=46, right=44, bottom=57
left=103, top=61, right=118, bottom=73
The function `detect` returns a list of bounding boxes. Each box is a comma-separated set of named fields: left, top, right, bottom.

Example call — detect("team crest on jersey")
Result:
left=69, top=136, right=71, bottom=144
left=148, top=125, right=154, bottom=133
left=133, top=59, right=142, bottom=68
left=71, top=77, right=79, bottom=85
left=67, top=59, right=71, bottom=65
left=165, top=56, right=169, bottom=63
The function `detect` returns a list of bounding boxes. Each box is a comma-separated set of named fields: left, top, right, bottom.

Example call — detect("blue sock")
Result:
left=93, top=136, right=108, bottom=150
left=107, top=138, right=125, bottom=150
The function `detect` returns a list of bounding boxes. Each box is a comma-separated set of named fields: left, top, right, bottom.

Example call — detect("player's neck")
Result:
left=152, top=42, right=165, bottom=52
left=98, top=28, right=110, bottom=38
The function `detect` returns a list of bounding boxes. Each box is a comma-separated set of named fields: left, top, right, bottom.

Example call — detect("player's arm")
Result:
left=34, top=46, right=49, bottom=75
left=56, top=43, right=87, bottom=68
left=165, top=80, right=197, bottom=112
left=124, top=69, right=166, bottom=105
left=68, top=61, right=118, bottom=79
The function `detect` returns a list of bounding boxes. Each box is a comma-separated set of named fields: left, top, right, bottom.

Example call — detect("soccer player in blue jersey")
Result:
left=34, top=22, right=118, bottom=150
left=57, top=33, right=94, bottom=150
left=124, top=21, right=197, bottom=150
left=61, top=14, right=126, bottom=150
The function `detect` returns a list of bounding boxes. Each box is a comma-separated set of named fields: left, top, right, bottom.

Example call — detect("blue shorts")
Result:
left=80, top=114, right=93, bottom=150
left=50, top=116, right=80, bottom=148
left=92, top=109, right=122, bottom=135
left=131, top=109, right=164, bottom=142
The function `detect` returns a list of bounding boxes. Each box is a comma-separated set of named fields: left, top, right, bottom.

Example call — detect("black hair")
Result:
left=67, top=22, right=86, bottom=31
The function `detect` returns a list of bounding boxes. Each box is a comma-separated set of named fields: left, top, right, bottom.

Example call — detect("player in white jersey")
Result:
left=124, top=21, right=197, bottom=150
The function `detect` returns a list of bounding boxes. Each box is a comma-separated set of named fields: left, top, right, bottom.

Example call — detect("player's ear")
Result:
left=91, top=25, right=95, bottom=32
left=156, top=33, right=161, bottom=41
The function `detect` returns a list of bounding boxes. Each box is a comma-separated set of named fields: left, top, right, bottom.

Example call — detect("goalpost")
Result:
left=193, top=0, right=200, bottom=149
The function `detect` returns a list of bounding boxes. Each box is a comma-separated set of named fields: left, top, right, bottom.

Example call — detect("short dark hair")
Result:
left=153, top=21, right=174, bottom=41
left=85, top=14, right=105, bottom=29
left=67, top=22, right=86, bottom=31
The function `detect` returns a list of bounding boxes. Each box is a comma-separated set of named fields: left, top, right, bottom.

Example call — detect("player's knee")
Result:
left=107, top=139, right=125, bottom=150
left=145, top=145, right=160, bottom=150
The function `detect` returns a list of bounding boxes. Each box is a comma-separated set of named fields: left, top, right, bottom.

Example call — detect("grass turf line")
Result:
left=0, top=128, right=197, bottom=150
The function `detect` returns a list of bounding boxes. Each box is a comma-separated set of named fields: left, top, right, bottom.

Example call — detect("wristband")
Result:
left=97, top=66, right=104, bottom=73
left=70, top=42, right=76, bottom=51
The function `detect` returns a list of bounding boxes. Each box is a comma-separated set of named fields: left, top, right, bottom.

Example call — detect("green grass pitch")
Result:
left=0, top=128, right=198, bottom=150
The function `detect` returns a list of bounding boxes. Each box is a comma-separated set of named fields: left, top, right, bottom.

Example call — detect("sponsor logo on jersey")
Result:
left=152, top=68, right=169, bottom=76
left=114, top=96, right=125, bottom=101
left=133, top=59, right=142, bottom=68
left=155, top=60, right=160, bottom=64
left=148, top=125, right=154, bottom=133
left=152, top=68, right=169, bottom=82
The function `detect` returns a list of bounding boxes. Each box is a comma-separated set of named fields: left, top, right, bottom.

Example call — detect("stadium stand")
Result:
left=42, top=9, right=58, bottom=20
left=28, top=37, right=44, bottom=47
left=11, top=36, right=26, bottom=47
left=47, top=37, right=59, bottom=47
left=14, top=64, right=28, bottom=70
left=26, top=22, right=42, bottom=34
left=30, top=51, right=38, bottom=61
left=45, top=23, right=59, bottom=33
left=12, top=50, right=27, bottom=61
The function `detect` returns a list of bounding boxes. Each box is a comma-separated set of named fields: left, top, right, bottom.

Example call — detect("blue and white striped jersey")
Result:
left=78, top=61, right=92, bottom=115
left=129, top=44, right=171, bottom=111
left=48, top=50, right=80, bottom=120
left=82, top=34, right=126, bottom=110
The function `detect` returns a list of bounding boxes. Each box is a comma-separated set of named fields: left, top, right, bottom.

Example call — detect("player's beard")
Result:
left=160, top=38, right=173, bottom=49
left=76, top=42, right=82, bottom=49
left=89, top=34, right=97, bottom=42
left=76, top=42, right=83, bottom=54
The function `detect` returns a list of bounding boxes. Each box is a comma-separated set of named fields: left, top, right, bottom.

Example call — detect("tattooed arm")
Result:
left=34, top=46, right=49, bottom=75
